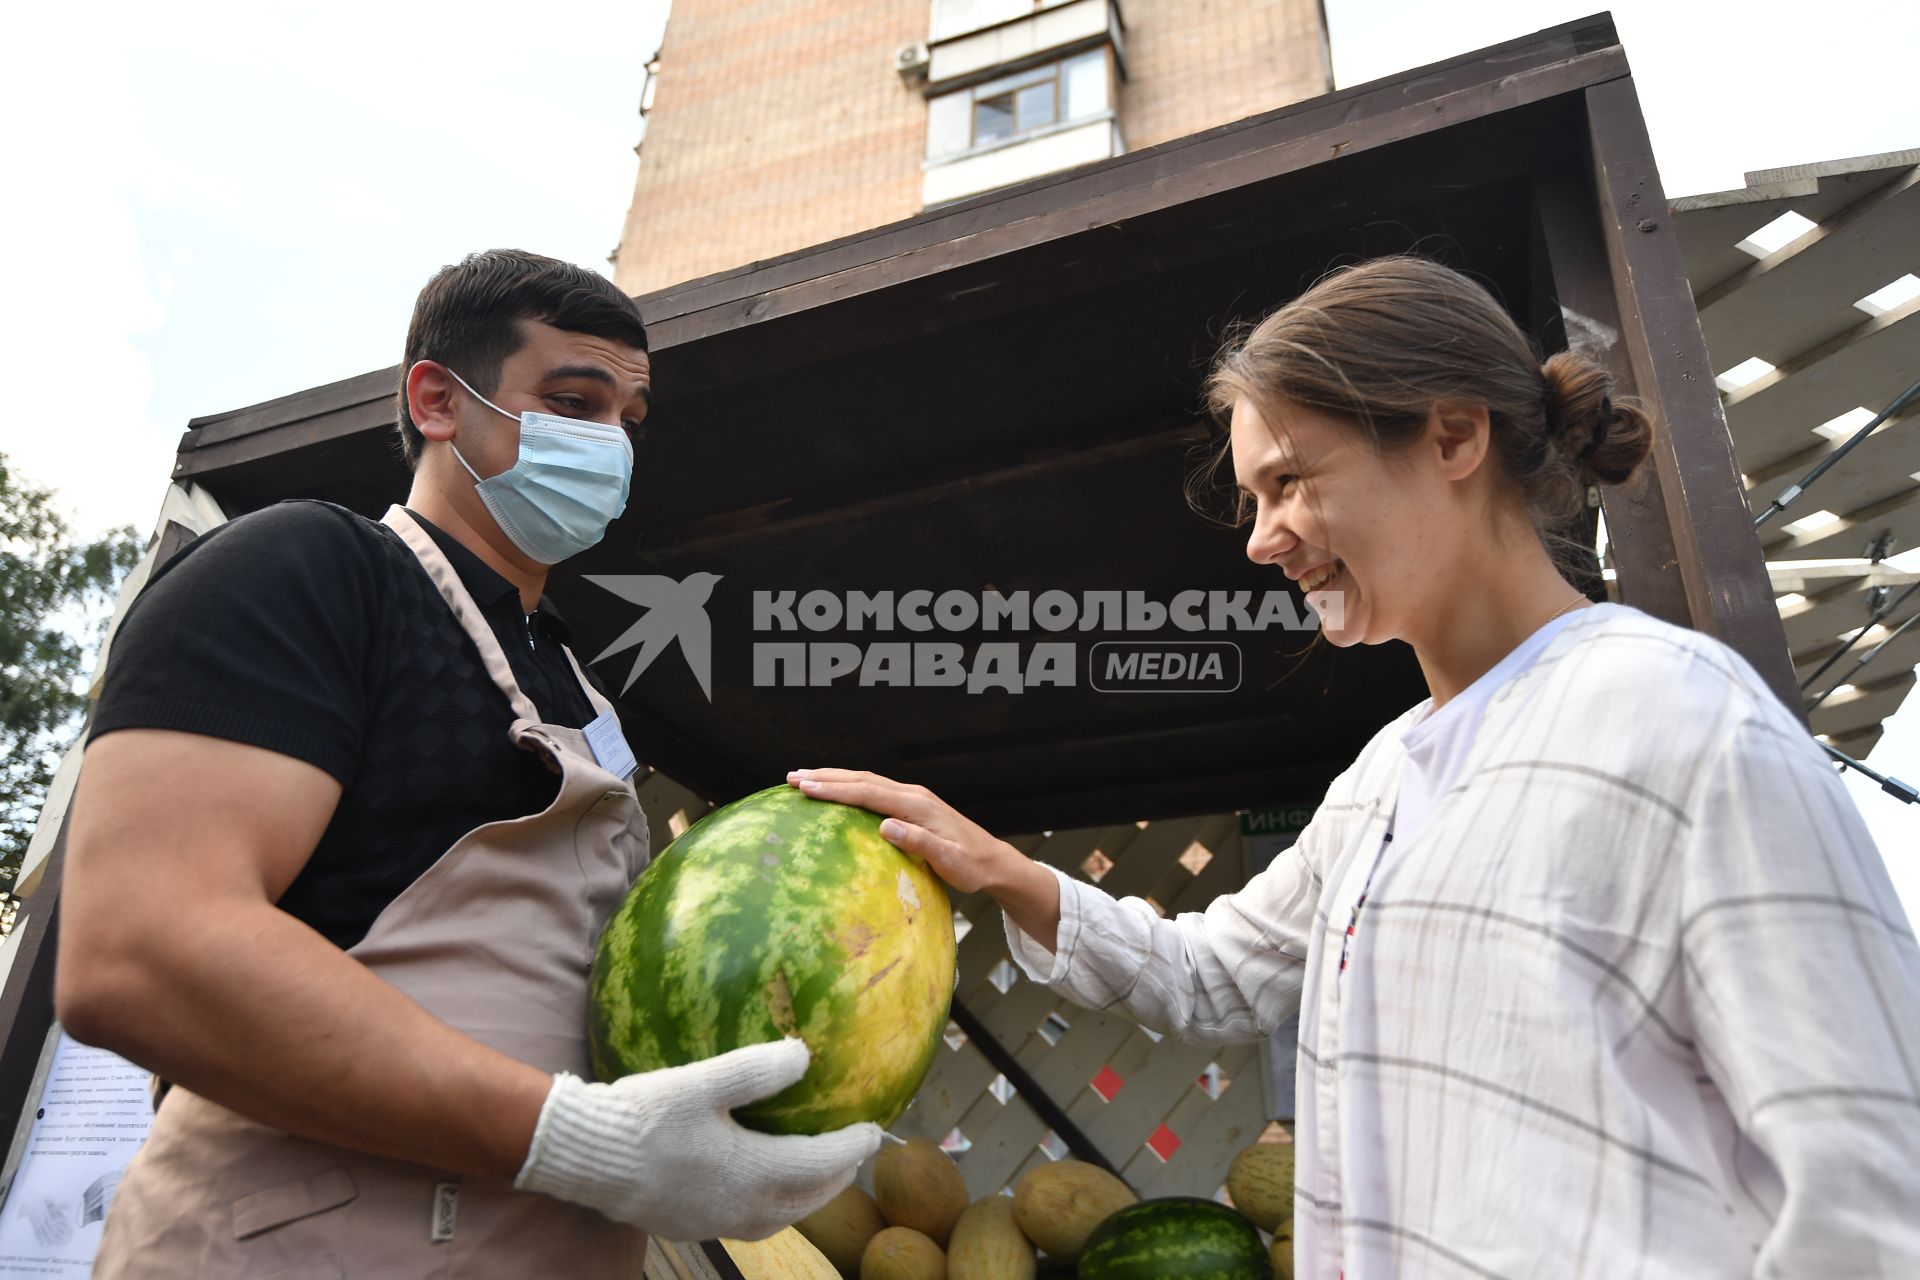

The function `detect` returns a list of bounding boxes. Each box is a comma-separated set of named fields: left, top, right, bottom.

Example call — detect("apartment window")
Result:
left=927, top=48, right=1111, bottom=161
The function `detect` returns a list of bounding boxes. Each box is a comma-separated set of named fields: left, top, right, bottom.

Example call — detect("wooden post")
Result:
left=1535, top=170, right=1692, bottom=630
left=0, top=828, right=66, bottom=1155
left=1578, top=76, right=1802, bottom=713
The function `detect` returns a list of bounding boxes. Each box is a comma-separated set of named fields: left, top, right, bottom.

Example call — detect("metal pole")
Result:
left=1754, top=376, right=1920, bottom=531
left=1806, top=606, right=1920, bottom=713
left=1799, top=580, right=1920, bottom=693
left=1823, top=742, right=1920, bottom=805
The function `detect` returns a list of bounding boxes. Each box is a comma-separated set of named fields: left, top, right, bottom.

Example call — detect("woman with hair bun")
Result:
left=791, top=257, right=1920, bottom=1276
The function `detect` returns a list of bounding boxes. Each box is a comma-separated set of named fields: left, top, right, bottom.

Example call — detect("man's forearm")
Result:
left=61, top=896, right=549, bottom=1179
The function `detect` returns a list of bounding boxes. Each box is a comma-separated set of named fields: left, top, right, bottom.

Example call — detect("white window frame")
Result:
left=925, top=46, right=1114, bottom=166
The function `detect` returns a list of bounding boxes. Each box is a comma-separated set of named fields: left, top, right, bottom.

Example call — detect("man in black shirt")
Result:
left=59, top=250, right=880, bottom=1277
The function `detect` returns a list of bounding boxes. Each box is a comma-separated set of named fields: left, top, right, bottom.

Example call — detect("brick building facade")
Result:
left=611, top=0, right=1333, bottom=296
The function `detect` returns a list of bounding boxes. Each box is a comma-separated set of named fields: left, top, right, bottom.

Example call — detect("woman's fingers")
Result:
left=876, top=817, right=948, bottom=860
left=788, top=769, right=992, bottom=890
left=787, top=769, right=936, bottom=824
left=875, top=818, right=982, bottom=891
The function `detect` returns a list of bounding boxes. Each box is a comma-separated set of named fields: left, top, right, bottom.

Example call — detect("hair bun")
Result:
left=1539, top=351, right=1653, bottom=486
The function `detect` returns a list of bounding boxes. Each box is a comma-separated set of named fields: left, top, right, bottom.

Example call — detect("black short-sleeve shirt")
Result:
left=89, top=500, right=610, bottom=950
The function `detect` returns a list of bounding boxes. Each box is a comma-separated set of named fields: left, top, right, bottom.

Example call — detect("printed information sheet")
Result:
left=0, top=1034, right=152, bottom=1276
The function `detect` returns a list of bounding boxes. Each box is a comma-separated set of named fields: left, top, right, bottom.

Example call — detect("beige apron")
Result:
left=93, top=507, right=651, bottom=1280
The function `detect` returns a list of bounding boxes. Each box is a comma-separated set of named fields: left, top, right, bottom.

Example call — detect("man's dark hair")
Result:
left=394, top=249, right=649, bottom=468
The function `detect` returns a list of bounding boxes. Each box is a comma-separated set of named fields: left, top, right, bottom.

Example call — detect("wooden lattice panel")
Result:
left=882, top=812, right=1275, bottom=1203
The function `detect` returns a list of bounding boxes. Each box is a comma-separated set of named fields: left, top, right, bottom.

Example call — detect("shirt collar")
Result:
left=404, top=509, right=574, bottom=644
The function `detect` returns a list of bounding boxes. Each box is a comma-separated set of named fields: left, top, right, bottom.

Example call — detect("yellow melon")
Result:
left=860, top=1226, right=947, bottom=1280
left=1226, top=1138, right=1296, bottom=1234
left=1010, top=1161, right=1135, bottom=1263
left=794, top=1183, right=888, bottom=1279
left=1270, top=1224, right=1294, bottom=1280
left=718, top=1226, right=842, bottom=1280
left=872, top=1138, right=968, bottom=1247
left=946, top=1195, right=1034, bottom=1280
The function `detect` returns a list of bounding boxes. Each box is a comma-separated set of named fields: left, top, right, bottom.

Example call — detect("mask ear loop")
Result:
left=450, top=442, right=488, bottom=486
left=441, top=364, right=521, bottom=423
left=435, top=362, right=522, bottom=486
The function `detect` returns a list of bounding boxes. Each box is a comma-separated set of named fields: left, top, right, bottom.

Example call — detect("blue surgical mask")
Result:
left=442, top=366, right=635, bottom=565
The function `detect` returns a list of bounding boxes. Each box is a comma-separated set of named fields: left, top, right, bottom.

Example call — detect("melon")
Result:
left=1076, top=1198, right=1268, bottom=1280
left=795, top=1184, right=888, bottom=1279
left=873, top=1138, right=968, bottom=1246
left=1010, top=1161, right=1135, bottom=1263
left=946, top=1195, right=1034, bottom=1280
left=860, top=1226, right=946, bottom=1280
left=719, top=1226, right=842, bottom=1280
left=1270, top=1226, right=1294, bottom=1280
left=1225, top=1138, right=1295, bottom=1234
left=590, top=784, right=956, bottom=1133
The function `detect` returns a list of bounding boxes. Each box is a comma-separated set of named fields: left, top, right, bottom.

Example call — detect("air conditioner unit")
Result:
left=894, top=42, right=931, bottom=81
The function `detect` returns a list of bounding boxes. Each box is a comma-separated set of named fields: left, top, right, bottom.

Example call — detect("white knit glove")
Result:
left=513, top=1038, right=883, bottom=1241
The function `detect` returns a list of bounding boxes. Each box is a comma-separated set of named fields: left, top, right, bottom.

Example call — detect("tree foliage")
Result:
left=0, top=454, right=142, bottom=893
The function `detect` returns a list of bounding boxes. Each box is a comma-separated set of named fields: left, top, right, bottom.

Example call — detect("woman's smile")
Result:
left=1299, top=558, right=1344, bottom=594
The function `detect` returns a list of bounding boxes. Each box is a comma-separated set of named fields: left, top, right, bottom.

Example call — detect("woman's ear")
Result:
left=1429, top=399, right=1492, bottom=481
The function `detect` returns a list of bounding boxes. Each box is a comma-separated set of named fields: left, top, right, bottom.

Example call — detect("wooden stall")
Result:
left=0, top=13, right=1797, bottom=1272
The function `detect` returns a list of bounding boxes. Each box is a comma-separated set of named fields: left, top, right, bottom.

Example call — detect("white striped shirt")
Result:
left=1007, top=604, right=1920, bottom=1278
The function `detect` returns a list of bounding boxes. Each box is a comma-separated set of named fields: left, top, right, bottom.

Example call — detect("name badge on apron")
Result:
left=583, top=709, right=639, bottom=780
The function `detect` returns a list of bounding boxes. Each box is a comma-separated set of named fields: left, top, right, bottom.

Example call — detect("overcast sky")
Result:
left=1, top=0, right=1914, bottom=899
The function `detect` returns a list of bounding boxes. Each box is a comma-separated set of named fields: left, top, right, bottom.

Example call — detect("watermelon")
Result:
left=589, top=783, right=956, bottom=1134
left=1076, top=1198, right=1268, bottom=1280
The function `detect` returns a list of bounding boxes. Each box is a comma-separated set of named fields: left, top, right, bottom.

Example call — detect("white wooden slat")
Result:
left=1696, top=168, right=1920, bottom=368
left=1780, top=575, right=1920, bottom=655
left=1674, top=193, right=1801, bottom=295
left=1724, top=299, right=1920, bottom=470
left=1829, top=724, right=1887, bottom=758
left=1764, top=482, right=1920, bottom=562
left=1673, top=151, right=1920, bottom=293
left=1742, top=409, right=1920, bottom=516
left=1809, top=671, right=1916, bottom=740
left=1797, top=625, right=1920, bottom=693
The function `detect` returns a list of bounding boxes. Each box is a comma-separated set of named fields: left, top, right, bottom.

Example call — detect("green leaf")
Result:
left=0, top=453, right=142, bottom=898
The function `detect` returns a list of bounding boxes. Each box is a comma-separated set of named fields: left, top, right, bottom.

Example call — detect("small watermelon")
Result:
left=589, top=784, right=956, bottom=1134
left=1076, top=1198, right=1268, bottom=1280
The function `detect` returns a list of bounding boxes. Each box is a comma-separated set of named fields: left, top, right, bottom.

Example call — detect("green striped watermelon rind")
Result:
left=1076, top=1197, right=1269, bottom=1280
left=587, top=783, right=955, bottom=1135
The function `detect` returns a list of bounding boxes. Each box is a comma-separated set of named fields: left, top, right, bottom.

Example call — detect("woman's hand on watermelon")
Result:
left=787, top=768, right=1063, bottom=951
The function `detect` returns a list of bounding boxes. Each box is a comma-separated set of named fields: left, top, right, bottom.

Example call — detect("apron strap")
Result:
left=560, top=646, right=617, bottom=723
left=382, top=506, right=544, bottom=726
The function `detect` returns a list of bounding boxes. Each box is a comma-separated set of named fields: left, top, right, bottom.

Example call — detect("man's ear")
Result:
left=1429, top=398, right=1492, bottom=481
left=407, top=361, right=460, bottom=445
